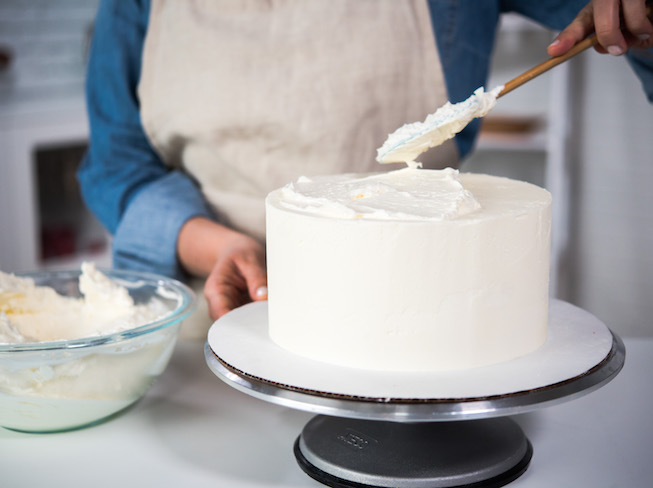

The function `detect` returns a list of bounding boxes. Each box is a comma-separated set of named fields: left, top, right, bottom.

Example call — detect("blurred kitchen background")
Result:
left=1, top=1, right=652, bottom=339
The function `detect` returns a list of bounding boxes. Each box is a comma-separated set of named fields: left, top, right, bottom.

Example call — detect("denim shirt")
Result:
left=78, top=0, right=653, bottom=280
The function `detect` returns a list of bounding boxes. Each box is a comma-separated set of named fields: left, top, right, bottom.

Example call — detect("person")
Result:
left=78, top=0, right=653, bottom=335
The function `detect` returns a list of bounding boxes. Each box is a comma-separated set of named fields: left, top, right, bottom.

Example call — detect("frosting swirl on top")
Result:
left=276, top=167, right=481, bottom=221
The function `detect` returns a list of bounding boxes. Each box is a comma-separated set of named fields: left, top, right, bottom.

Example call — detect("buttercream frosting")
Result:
left=0, top=262, right=170, bottom=343
left=376, top=86, right=502, bottom=165
left=278, top=167, right=481, bottom=221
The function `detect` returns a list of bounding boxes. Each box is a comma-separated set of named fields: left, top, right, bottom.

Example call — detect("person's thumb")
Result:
left=238, top=256, right=268, bottom=302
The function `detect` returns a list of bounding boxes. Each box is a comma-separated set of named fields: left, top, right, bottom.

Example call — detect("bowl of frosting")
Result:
left=0, top=263, right=196, bottom=433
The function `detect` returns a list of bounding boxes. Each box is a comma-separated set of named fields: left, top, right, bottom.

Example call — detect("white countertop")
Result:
left=2, top=337, right=652, bottom=488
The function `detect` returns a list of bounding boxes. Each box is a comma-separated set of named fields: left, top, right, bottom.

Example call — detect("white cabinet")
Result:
left=0, top=98, right=111, bottom=273
left=0, top=0, right=107, bottom=273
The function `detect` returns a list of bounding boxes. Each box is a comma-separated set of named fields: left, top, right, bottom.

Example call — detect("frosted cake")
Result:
left=265, top=167, right=551, bottom=372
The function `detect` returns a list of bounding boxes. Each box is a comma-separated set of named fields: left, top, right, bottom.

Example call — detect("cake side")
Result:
left=265, top=168, right=551, bottom=372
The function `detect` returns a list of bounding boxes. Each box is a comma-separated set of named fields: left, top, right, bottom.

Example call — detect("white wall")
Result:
left=568, top=52, right=653, bottom=338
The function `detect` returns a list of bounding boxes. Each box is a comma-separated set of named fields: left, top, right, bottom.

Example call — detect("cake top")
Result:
left=268, top=167, right=551, bottom=222
left=272, top=168, right=478, bottom=221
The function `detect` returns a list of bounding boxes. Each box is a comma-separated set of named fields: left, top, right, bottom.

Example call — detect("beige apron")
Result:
left=139, top=0, right=457, bottom=337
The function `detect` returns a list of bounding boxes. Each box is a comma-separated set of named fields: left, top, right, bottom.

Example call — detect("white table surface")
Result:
left=2, top=337, right=651, bottom=488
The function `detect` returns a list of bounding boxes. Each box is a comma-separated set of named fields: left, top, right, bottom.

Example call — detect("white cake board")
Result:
left=206, top=299, right=622, bottom=421
left=206, top=300, right=624, bottom=487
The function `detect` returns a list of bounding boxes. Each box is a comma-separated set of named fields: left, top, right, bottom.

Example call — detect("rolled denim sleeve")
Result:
left=113, top=171, right=212, bottom=279
left=79, top=0, right=214, bottom=279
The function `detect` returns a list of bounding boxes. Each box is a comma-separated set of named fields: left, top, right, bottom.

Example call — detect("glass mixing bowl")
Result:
left=0, top=268, right=196, bottom=433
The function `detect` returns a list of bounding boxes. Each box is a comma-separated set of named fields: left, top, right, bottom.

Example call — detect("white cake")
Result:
left=265, top=167, right=551, bottom=372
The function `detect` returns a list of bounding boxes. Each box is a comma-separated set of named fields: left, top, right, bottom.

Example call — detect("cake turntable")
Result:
left=204, top=299, right=625, bottom=488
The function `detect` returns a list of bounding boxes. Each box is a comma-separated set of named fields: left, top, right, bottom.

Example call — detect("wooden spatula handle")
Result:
left=498, top=35, right=598, bottom=98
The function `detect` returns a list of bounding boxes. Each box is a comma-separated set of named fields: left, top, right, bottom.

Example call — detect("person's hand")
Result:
left=548, top=0, right=653, bottom=57
left=177, top=217, right=267, bottom=320
left=203, top=233, right=267, bottom=320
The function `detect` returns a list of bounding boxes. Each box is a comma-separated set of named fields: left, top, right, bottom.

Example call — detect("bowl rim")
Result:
left=0, top=268, right=197, bottom=353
